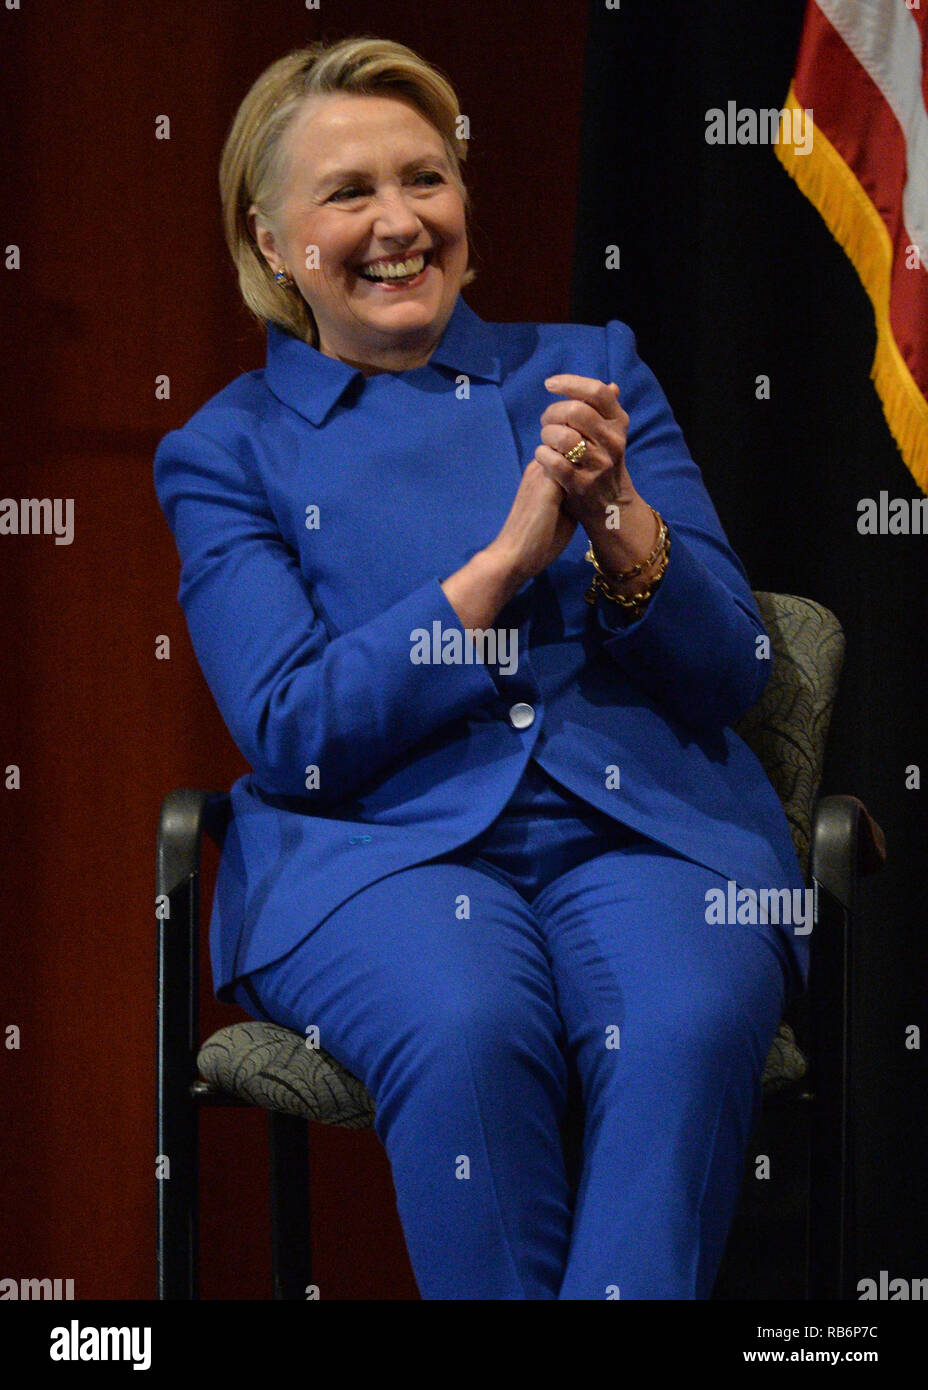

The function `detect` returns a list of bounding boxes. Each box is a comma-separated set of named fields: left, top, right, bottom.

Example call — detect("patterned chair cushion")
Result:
left=198, top=1022, right=375, bottom=1128
left=761, top=1022, right=808, bottom=1093
left=199, top=592, right=839, bottom=1121
left=197, top=1018, right=807, bottom=1123
left=735, top=593, right=845, bottom=878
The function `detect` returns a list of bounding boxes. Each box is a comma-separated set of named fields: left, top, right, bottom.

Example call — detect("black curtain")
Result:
left=572, top=0, right=927, bottom=1288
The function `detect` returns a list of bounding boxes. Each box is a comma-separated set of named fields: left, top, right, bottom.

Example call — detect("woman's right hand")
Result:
left=486, top=457, right=578, bottom=585
left=440, top=460, right=577, bottom=631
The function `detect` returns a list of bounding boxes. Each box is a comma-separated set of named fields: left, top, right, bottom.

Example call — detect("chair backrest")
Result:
left=733, top=593, right=845, bottom=878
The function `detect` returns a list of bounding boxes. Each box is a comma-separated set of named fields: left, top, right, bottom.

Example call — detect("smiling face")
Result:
left=249, top=92, right=469, bottom=373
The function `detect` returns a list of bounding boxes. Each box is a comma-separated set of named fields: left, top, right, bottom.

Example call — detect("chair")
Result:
left=155, top=592, right=885, bottom=1300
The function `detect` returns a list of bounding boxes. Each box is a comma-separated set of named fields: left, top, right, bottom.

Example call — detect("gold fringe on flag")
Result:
left=774, top=85, right=928, bottom=494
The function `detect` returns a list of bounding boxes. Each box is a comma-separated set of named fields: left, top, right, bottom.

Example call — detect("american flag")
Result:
left=775, top=1, right=928, bottom=493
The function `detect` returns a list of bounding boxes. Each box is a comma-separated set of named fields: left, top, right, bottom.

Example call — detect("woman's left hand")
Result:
left=533, top=374, right=636, bottom=531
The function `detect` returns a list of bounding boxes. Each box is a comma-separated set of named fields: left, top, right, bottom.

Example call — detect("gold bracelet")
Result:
left=583, top=514, right=670, bottom=618
left=583, top=540, right=670, bottom=616
left=585, top=506, right=666, bottom=585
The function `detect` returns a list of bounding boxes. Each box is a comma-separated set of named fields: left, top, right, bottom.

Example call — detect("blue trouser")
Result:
left=231, top=760, right=797, bottom=1300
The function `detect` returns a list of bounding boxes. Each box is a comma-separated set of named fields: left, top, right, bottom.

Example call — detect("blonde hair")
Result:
left=219, top=35, right=477, bottom=347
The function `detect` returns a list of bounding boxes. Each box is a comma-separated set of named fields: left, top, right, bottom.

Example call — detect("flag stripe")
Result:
left=909, top=0, right=928, bottom=108
left=816, top=0, right=928, bottom=263
left=793, top=6, right=910, bottom=263
left=791, top=9, right=928, bottom=396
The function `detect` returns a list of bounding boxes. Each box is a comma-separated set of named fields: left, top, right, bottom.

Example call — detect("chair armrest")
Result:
left=156, top=789, right=231, bottom=1126
left=156, top=788, right=231, bottom=898
left=811, top=794, right=887, bottom=910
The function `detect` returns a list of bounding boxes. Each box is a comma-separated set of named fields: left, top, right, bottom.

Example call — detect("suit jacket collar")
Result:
left=264, top=295, right=503, bottom=426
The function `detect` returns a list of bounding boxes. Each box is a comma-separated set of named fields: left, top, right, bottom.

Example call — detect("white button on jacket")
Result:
left=509, top=702, right=535, bottom=729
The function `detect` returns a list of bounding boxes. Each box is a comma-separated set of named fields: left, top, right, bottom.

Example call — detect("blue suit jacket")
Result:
left=154, top=296, right=807, bottom=1004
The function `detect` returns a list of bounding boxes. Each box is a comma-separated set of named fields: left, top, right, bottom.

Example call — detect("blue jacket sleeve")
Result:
left=591, top=321, right=771, bottom=730
left=154, top=423, right=500, bottom=803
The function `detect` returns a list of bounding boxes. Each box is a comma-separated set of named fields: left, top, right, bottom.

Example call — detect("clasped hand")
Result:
left=534, top=373, right=634, bottom=530
left=488, top=374, right=642, bottom=587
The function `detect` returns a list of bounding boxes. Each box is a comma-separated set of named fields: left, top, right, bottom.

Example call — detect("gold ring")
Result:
left=563, top=440, right=587, bottom=465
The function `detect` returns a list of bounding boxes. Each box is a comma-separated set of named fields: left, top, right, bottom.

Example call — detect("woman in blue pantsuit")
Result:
left=154, top=36, right=809, bottom=1300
